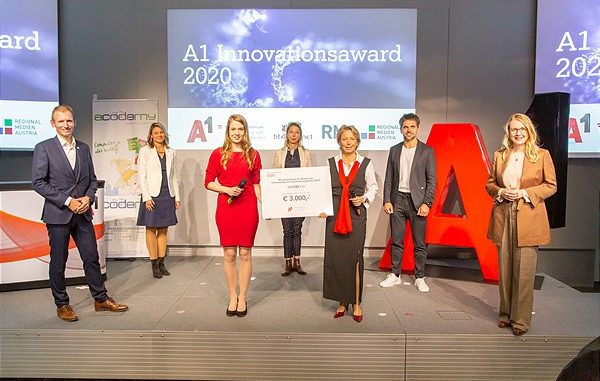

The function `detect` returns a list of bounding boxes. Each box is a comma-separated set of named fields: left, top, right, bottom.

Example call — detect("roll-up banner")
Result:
left=92, top=98, right=159, bottom=258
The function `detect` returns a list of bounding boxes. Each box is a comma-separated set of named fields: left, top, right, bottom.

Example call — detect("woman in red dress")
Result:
left=205, top=114, right=262, bottom=317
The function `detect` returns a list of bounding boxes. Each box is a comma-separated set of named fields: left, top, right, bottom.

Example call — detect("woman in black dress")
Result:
left=137, top=122, right=180, bottom=278
left=320, top=125, right=378, bottom=322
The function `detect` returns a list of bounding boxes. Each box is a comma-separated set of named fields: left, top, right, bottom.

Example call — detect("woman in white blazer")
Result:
left=137, top=122, right=180, bottom=278
left=272, top=122, right=312, bottom=276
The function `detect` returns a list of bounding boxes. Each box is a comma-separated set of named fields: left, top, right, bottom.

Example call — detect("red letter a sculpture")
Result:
left=379, top=123, right=499, bottom=281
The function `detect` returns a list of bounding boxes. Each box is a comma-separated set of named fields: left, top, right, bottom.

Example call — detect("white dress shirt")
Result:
left=57, top=134, right=76, bottom=170
left=331, top=152, right=379, bottom=208
left=57, top=135, right=76, bottom=206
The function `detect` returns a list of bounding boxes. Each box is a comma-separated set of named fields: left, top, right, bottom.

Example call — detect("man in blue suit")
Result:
left=32, top=104, right=128, bottom=321
left=379, top=113, right=436, bottom=292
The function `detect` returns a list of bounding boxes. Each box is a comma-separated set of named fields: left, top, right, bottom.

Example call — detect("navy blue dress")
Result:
left=136, top=153, right=177, bottom=227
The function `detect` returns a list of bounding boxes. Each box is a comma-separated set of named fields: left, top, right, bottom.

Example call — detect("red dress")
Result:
left=204, top=148, right=262, bottom=247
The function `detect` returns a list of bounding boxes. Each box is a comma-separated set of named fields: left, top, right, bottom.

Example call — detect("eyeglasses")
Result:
left=509, top=127, right=527, bottom=134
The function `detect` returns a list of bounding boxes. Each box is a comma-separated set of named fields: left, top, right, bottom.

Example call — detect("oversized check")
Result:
left=261, top=166, right=333, bottom=219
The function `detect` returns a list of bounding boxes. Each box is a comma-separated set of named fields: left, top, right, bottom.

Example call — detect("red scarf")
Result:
left=333, top=159, right=359, bottom=235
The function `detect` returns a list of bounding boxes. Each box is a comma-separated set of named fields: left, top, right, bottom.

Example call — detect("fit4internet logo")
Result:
left=1, top=119, right=14, bottom=135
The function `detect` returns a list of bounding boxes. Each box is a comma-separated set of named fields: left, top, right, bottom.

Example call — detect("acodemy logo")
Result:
left=104, top=198, right=141, bottom=210
left=93, top=111, right=157, bottom=122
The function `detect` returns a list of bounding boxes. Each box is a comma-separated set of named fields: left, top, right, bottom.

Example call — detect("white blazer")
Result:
left=138, top=145, right=180, bottom=202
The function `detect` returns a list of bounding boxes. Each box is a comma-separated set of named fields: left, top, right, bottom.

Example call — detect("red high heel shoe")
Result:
left=334, top=305, right=346, bottom=318
left=352, top=304, right=363, bottom=322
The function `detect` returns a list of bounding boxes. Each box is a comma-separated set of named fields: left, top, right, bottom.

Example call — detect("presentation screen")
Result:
left=167, top=9, right=417, bottom=150
left=535, top=0, right=599, bottom=157
left=0, top=0, right=59, bottom=151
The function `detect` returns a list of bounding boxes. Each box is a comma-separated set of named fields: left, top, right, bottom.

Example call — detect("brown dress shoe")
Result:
left=512, top=327, right=527, bottom=336
left=281, top=259, right=293, bottom=276
left=293, top=257, right=307, bottom=275
left=57, top=305, right=79, bottom=322
left=94, top=297, right=129, bottom=312
left=498, top=320, right=510, bottom=328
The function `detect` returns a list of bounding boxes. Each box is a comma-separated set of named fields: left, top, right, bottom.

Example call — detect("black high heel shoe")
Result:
left=236, top=300, right=248, bottom=317
left=226, top=299, right=237, bottom=317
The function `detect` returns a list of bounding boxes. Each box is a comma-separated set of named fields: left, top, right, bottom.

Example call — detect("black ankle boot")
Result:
left=151, top=259, right=162, bottom=278
left=158, top=257, right=170, bottom=276
left=281, top=259, right=293, bottom=276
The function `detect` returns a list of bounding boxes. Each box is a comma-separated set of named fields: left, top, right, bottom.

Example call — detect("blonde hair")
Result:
left=146, top=122, right=169, bottom=148
left=51, top=104, right=75, bottom=121
left=221, top=114, right=255, bottom=169
left=283, top=122, right=304, bottom=149
left=336, top=125, right=361, bottom=149
left=501, top=113, right=540, bottom=162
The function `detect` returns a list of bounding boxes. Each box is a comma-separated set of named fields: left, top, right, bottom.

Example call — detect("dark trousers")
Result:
left=390, top=191, right=427, bottom=278
left=47, top=214, right=108, bottom=306
left=281, top=217, right=305, bottom=258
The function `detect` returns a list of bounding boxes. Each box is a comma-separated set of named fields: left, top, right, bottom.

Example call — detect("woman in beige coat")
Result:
left=272, top=122, right=312, bottom=276
left=486, top=113, right=557, bottom=335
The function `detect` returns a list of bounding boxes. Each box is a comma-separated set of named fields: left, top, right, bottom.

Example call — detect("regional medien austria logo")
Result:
left=360, top=125, right=376, bottom=140
left=361, top=124, right=398, bottom=140
left=1, top=118, right=41, bottom=135
left=1, top=119, right=13, bottom=135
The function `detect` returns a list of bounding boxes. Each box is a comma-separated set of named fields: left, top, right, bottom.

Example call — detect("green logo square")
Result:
left=368, top=125, right=376, bottom=132
left=4, top=119, right=12, bottom=127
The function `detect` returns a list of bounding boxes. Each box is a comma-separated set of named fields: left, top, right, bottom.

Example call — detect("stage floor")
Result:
left=1, top=256, right=598, bottom=380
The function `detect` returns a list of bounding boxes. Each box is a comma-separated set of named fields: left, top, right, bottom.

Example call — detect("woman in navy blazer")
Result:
left=137, top=122, right=180, bottom=278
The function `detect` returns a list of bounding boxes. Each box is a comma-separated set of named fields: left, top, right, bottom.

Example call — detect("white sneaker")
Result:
left=379, top=273, right=402, bottom=288
left=415, top=278, right=430, bottom=293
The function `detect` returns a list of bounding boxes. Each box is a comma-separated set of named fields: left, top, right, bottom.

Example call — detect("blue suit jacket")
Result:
left=32, top=136, right=98, bottom=224
left=383, top=140, right=437, bottom=210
